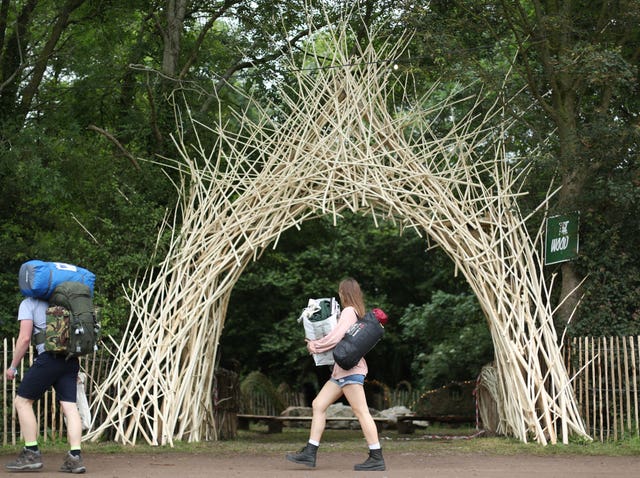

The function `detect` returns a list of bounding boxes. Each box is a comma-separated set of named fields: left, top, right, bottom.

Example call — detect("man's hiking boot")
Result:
left=285, top=442, right=318, bottom=468
left=5, top=447, right=43, bottom=471
left=60, top=452, right=86, bottom=474
left=354, top=448, right=386, bottom=471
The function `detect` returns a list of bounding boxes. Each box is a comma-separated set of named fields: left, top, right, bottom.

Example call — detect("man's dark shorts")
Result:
left=17, top=352, right=79, bottom=402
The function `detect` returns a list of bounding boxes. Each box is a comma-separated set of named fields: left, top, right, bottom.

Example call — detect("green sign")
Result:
left=545, top=212, right=580, bottom=265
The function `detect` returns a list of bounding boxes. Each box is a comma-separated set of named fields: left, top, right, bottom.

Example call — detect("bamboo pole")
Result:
left=598, top=337, right=604, bottom=442
left=12, top=338, right=17, bottom=445
left=603, top=338, right=610, bottom=439
left=43, top=390, right=49, bottom=442
left=623, top=337, right=630, bottom=435
left=612, top=336, right=618, bottom=440
left=591, top=337, right=596, bottom=437
left=3, top=338, right=7, bottom=447
left=616, top=339, right=621, bottom=439
left=635, top=337, right=639, bottom=437
left=583, top=337, right=590, bottom=432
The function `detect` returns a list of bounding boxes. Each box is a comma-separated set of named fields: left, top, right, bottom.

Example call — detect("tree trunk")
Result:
left=161, top=0, right=187, bottom=77
left=17, top=0, right=87, bottom=121
left=0, top=0, right=37, bottom=126
left=552, top=99, right=588, bottom=327
left=498, top=0, right=591, bottom=328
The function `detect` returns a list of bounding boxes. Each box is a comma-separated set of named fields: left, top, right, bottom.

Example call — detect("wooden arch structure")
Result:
left=88, top=21, right=589, bottom=446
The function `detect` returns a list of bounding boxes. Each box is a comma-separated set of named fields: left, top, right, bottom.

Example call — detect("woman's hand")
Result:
left=305, top=339, right=316, bottom=354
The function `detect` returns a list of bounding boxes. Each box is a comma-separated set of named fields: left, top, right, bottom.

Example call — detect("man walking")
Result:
left=5, top=294, right=86, bottom=473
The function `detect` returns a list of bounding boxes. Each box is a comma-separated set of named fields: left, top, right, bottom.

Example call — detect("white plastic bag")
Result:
left=76, top=372, right=92, bottom=431
left=297, top=298, right=340, bottom=366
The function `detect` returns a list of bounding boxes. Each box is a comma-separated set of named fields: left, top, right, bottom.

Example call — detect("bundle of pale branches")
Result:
left=87, top=18, right=588, bottom=446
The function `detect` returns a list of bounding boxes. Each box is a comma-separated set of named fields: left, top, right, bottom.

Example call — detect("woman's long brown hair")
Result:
left=338, top=277, right=366, bottom=317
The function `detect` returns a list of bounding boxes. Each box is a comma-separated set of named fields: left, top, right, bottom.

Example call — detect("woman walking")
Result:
left=286, top=277, right=385, bottom=471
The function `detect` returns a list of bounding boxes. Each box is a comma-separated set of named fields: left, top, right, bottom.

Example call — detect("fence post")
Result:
left=2, top=337, right=7, bottom=446
left=634, top=337, right=639, bottom=437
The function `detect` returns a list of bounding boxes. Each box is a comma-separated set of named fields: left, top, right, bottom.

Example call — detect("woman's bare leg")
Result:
left=343, top=384, right=379, bottom=445
left=343, top=384, right=386, bottom=471
left=309, top=380, right=343, bottom=442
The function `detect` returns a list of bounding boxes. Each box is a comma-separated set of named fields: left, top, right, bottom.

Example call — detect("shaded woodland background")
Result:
left=0, top=1, right=638, bottom=394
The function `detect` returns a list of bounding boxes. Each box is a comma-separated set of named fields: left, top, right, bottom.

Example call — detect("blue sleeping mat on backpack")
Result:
left=19, top=260, right=95, bottom=299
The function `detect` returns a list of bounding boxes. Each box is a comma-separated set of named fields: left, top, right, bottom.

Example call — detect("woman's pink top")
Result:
left=307, top=306, right=368, bottom=379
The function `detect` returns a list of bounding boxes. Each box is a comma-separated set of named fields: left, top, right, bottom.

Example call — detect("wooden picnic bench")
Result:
left=237, top=414, right=390, bottom=434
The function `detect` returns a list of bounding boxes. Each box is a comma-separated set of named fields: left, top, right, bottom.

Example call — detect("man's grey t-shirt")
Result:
left=18, top=297, right=48, bottom=355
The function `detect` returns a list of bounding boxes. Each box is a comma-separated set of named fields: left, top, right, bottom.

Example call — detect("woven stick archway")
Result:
left=88, top=21, right=589, bottom=446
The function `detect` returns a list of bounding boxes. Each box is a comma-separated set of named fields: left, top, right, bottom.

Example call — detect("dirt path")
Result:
left=9, top=451, right=639, bottom=477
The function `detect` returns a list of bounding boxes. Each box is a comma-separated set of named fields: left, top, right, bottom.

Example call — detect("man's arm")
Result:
left=5, top=319, right=33, bottom=380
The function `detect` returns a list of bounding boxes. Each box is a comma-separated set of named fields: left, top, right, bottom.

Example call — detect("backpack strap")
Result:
left=32, top=328, right=45, bottom=346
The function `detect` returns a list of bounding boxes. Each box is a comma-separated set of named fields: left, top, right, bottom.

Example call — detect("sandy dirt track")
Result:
left=5, top=450, right=639, bottom=478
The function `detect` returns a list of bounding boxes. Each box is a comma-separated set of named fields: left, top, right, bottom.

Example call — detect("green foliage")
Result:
left=401, top=0, right=640, bottom=334
left=221, top=211, right=479, bottom=390
left=0, top=122, right=170, bottom=339
left=399, top=291, right=494, bottom=389
left=566, top=173, right=640, bottom=336
left=0, top=0, right=638, bottom=399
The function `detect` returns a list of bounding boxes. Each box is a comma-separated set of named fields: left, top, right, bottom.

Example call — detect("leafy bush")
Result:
left=399, top=291, right=494, bottom=389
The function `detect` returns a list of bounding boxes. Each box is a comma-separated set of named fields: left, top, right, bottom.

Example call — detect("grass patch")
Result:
left=2, top=424, right=640, bottom=457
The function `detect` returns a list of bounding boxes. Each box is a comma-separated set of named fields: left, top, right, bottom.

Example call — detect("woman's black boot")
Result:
left=354, top=448, right=385, bottom=471
left=285, top=442, right=318, bottom=468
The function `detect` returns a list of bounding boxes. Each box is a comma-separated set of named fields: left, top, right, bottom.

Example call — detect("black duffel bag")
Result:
left=333, top=309, right=387, bottom=370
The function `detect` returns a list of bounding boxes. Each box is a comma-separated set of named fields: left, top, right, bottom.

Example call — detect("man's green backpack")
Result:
left=33, top=281, right=101, bottom=359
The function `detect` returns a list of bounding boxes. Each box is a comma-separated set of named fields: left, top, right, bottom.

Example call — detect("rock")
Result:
left=280, top=406, right=312, bottom=417
left=378, top=405, right=413, bottom=423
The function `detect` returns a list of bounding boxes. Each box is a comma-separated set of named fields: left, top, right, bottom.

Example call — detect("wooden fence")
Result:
left=565, top=336, right=640, bottom=441
left=1, top=338, right=112, bottom=446
left=4, top=336, right=640, bottom=444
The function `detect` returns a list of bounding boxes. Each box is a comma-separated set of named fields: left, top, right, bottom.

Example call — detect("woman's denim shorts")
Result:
left=330, top=374, right=365, bottom=388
